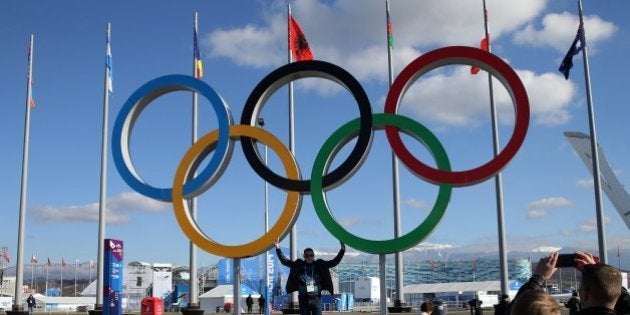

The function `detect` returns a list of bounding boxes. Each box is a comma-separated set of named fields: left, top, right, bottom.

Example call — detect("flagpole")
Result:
left=287, top=4, right=298, bottom=310
left=481, top=0, right=509, bottom=295
left=30, top=255, right=34, bottom=293
left=12, top=33, right=34, bottom=315
left=74, top=260, right=77, bottom=296
left=578, top=0, right=607, bottom=263
left=188, top=11, right=200, bottom=312
left=45, top=262, right=49, bottom=296
left=61, top=259, right=64, bottom=297
left=95, top=22, right=112, bottom=312
left=385, top=1, right=404, bottom=308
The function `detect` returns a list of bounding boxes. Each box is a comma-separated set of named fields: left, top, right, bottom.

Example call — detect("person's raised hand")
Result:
left=274, top=240, right=280, bottom=249
left=534, top=251, right=559, bottom=280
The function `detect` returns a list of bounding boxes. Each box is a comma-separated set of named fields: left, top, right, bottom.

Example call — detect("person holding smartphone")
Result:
left=511, top=251, right=623, bottom=315
left=274, top=241, right=345, bottom=315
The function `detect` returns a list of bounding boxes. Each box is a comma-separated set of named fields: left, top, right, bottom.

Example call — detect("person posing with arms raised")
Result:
left=274, top=241, right=345, bottom=315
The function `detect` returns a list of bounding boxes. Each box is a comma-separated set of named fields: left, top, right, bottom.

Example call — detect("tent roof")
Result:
left=199, top=285, right=261, bottom=298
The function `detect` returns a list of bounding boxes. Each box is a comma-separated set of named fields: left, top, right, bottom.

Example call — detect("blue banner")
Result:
left=104, top=239, right=123, bottom=315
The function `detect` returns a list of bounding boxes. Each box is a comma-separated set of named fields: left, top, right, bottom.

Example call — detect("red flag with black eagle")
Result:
left=289, top=15, right=313, bottom=61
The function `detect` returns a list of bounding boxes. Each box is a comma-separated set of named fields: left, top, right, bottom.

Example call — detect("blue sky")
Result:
left=1, top=0, right=629, bottom=267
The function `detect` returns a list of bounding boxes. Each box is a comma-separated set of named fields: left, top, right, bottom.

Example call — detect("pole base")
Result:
left=181, top=304, right=204, bottom=315
left=88, top=304, right=103, bottom=315
left=7, top=305, right=28, bottom=315
left=281, top=303, right=300, bottom=314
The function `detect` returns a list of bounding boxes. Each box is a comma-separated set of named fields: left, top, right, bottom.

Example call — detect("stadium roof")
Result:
left=403, top=280, right=519, bottom=294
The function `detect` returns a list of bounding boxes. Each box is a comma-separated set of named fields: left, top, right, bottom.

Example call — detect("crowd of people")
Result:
left=267, top=241, right=629, bottom=315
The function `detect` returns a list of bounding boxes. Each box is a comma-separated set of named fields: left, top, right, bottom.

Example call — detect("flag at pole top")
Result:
left=47, top=257, right=51, bottom=267
left=559, top=22, right=585, bottom=79
left=62, top=257, right=67, bottom=268
left=27, top=37, right=35, bottom=108
left=471, top=36, right=489, bottom=75
left=106, top=26, right=113, bottom=93
left=31, top=254, right=38, bottom=264
left=1, top=249, right=9, bottom=263
left=194, top=18, right=204, bottom=79
left=386, top=6, right=394, bottom=48
left=289, top=15, right=313, bottom=61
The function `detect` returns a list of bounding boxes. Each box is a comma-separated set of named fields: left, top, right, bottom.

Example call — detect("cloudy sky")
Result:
left=0, top=0, right=628, bottom=267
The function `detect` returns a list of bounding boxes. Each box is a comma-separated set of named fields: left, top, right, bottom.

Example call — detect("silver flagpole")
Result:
left=481, top=0, right=509, bottom=294
left=12, top=33, right=34, bottom=314
left=187, top=12, right=200, bottom=311
left=385, top=0, right=404, bottom=308
left=287, top=4, right=298, bottom=310
left=578, top=0, right=607, bottom=263
left=30, top=255, right=34, bottom=293
left=45, top=262, right=49, bottom=296
left=95, top=22, right=112, bottom=312
left=61, top=259, right=64, bottom=296
left=74, top=260, right=78, bottom=296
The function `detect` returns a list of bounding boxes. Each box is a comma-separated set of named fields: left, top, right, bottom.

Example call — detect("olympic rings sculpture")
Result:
left=112, top=46, right=530, bottom=257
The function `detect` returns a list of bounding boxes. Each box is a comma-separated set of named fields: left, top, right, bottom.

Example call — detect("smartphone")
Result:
left=555, top=254, right=577, bottom=268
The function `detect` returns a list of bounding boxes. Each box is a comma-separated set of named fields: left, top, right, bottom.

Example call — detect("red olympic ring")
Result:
left=384, top=46, right=530, bottom=186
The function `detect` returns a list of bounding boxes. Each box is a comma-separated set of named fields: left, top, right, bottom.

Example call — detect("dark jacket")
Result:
left=577, top=307, right=616, bottom=315
left=615, top=287, right=630, bottom=315
left=276, top=247, right=344, bottom=296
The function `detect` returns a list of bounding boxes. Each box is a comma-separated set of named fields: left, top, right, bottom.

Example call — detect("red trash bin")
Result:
left=141, top=297, right=164, bottom=315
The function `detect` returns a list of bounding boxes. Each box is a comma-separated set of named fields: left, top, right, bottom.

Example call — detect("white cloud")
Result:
left=337, top=216, right=373, bottom=227
left=578, top=216, right=611, bottom=232
left=205, top=0, right=547, bottom=79
left=30, top=192, right=169, bottom=225
left=513, top=12, right=617, bottom=52
left=526, top=196, right=574, bottom=219
left=576, top=178, right=594, bottom=188
left=397, top=67, right=576, bottom=127
left=403, top=197, right=430, bottom=210
left=203, top=0, right=596, bottom=128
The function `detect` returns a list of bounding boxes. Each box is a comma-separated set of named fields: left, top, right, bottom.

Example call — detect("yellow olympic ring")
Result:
left=172, top=125, right=302, bottom=258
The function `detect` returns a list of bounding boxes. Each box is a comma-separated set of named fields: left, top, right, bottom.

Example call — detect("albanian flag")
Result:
left=289, top=15, right=313, bottom=61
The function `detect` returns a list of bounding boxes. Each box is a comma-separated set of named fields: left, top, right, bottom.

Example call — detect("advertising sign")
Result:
left=104, top=239, right=123, bottom=315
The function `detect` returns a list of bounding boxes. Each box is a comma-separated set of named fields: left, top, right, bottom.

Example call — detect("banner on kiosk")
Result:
left=104, top=239, right=123, bottom=315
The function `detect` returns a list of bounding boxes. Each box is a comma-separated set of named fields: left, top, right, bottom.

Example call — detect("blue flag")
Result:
left=106, top=29, right=113, bottom=93
left=558, top=25, right=585, bottom=80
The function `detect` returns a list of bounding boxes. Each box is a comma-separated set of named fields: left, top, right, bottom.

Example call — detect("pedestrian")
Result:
left=420, top=300, right=434, bottom=315
left=27, top=294, right=36, bottom=315
left=258, top=295, right=266, bottom=314
left=565, top=291, right=582, bottom=315
left=246, top=294, right=254, bottom=314
left=274, top=240, right=345, bottom=315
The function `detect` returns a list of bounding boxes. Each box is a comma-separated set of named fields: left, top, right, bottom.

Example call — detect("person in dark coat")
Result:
left=565, top=291, right=582, bottom=315
left=275, top=241, right=345, bottom=315
left=258, top=295, right=266, bottom=314
left=27, top=294, right=36, bottom=315
left=246, top=294, right=254, bottom=313
left=493, top=294, right=510, bottom=315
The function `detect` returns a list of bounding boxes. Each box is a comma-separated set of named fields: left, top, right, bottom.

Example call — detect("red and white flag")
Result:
left=31, top=254, right=38, bottom=263
left=62, top=257, right=67, bottom=268
left=1, top=249, right=9, bottom=263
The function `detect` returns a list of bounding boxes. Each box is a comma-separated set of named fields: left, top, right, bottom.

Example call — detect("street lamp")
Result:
left=258, top=117, right=270, bottom=315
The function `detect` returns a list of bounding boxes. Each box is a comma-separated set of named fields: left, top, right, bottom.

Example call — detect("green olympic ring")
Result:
left=311, top=113, right=453, bottom=254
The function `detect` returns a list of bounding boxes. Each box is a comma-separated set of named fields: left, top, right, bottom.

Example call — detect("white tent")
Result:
left=199, top=285, right=260, bottom=313
left=31, top=294, right=95, bottom=311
